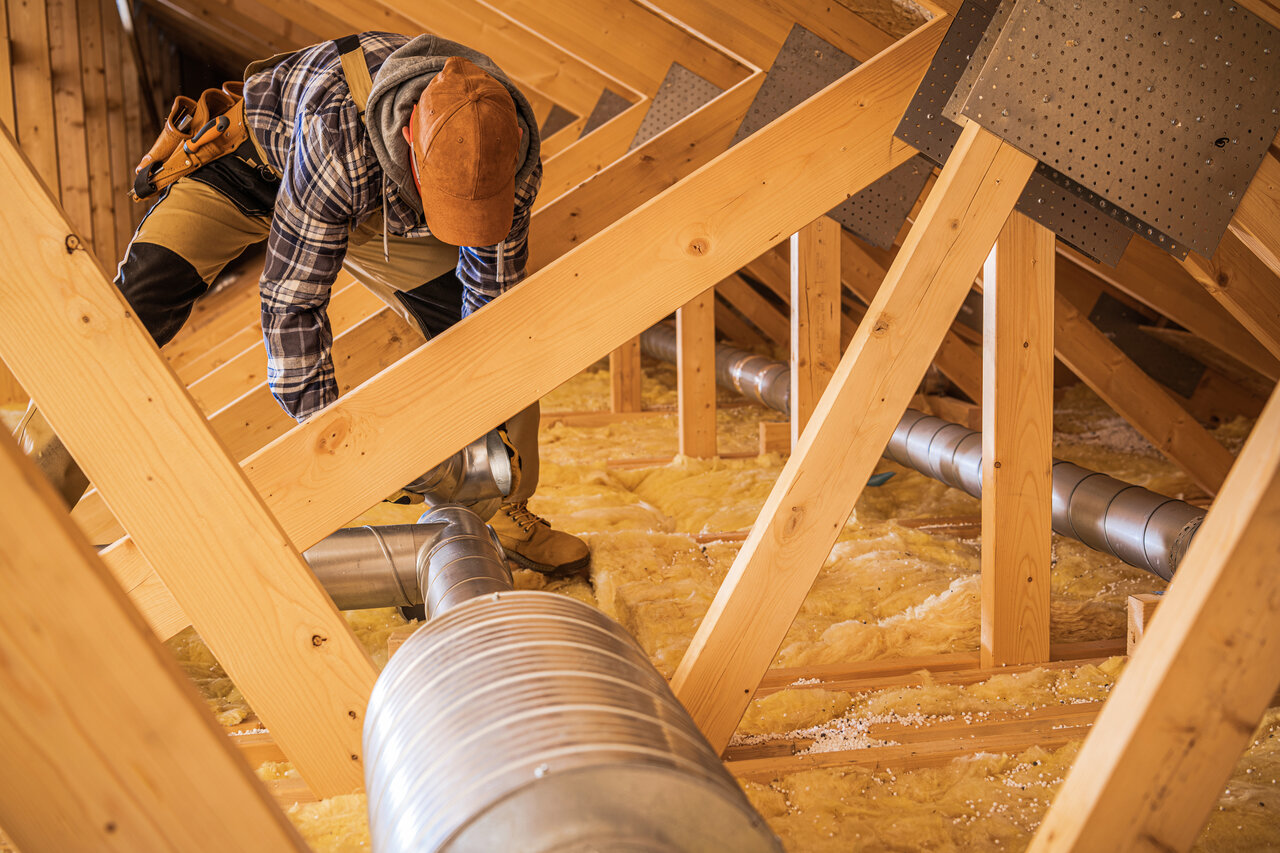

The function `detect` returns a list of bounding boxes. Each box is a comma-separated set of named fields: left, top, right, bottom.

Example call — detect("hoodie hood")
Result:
left=365, top=35, right=541, bottom=215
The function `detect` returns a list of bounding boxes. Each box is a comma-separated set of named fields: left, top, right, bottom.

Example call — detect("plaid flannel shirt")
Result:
left=244, top=33, right=541, bottom=421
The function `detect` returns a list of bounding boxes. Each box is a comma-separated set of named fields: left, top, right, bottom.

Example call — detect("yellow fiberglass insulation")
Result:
left=148, top=357, right=1277, bottom=853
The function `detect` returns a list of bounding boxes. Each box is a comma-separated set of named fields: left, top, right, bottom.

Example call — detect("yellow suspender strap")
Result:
left=334, top=35, right=373, bottom=115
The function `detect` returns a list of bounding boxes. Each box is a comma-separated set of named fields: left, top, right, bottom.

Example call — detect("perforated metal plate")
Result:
left=541, top=104, right=577, bottom=139
left=732, top=25, right=931, bottom=248
left=828, top=155, right=934, bottom=248
left=942, top=0, right=1016, bottom=125
left=897, top=0, right=1134, bottom=265
left=960, top=0, right=1280, bottom=257
left=628, top=64, right=722, bottom=150
left=895, top=0, right=997, bottom=166
left=729, top=24, right=859, bottom=146
left=580, top=88, right=631, bottom=139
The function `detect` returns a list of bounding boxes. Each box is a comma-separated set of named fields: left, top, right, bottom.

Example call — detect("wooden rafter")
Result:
left=673, top=119, right=1038, bottom=751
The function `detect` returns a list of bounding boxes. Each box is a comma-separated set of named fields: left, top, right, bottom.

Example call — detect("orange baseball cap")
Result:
left=405, top=57, right=520, bottom=247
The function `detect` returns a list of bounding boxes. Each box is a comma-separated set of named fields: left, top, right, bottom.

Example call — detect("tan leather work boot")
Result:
left=13, top=404, right=89, bottom=509
left=490, top=501, right=590, bottom=575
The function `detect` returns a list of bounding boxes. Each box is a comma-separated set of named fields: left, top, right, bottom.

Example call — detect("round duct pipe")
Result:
left=360, top=503, right=782, bottom=852
left=364, top=592, right=781, bottom=853
left=640, top=325, right=1205, bottom=579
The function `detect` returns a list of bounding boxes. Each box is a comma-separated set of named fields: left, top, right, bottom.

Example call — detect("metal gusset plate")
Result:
left=580, top=89, right=631, bottom=138
left=733, top=24, right=930, bottom=248
left=960, top=0, right=1280, bottom=258
left=541, top=104, right=577, bottom=139
left=629, top=64, right=722, bottom=150
left=897, top=0, right=1135, bottom=265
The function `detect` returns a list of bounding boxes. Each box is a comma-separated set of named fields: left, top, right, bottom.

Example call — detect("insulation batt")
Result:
left=26, top=349, right=1266, bottom=853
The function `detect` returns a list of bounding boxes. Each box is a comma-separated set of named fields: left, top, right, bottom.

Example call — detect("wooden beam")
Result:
left=1064, top=239, right=1280, bottom=382
left=1229, top=152, right=1280, bottom=278
left=100, top=0, right=133, bottom=260
left=790, top=215, right=841, bottom=444
left=0, top=430, right=307, bottom=851
left=76, top=0, right=115, bottom=261
left=187, top=280, right=382, bottom=412
left=1028, top=382, right=1280, bottom=853
left=540, top=114, right=589, bottom=159
left=9, top=0, right=59, bottom=190
left=1181, top=229, right=1280, bottom=363
left=1052, top=290, right=1235, bottom=496
left=713, top=293, right=769, bottom=348
left=832, top=233, right=985, bottom=403
left=529, top=70, right=765, bottom=270
left=672, top=120, right=1037, bottom=751
left=980, top=212, right=1053, bottom=668
left=0, top=0, right=14, bottom=131
left=609, top=336, right=643, bottom=412
left=1125, top=592, right=1161, bottom=655
left=537, top=98, right=648, bottom=204
left=75, top=307, right=419, bottom=545
left=758, top=419, right=789, bottom=454
left=48, top=0, right=92, bottom=243
left=0, top=128, right=377, bottom=796
left=484, top=0, right=749, bottom=94
left=298, top=0, right=626, bottom=116
left=678, top=295, right=717, bottom=457
left=102, top=18, right=949, bottom=637
left=744, top=248, right=860, bottom=354
left=717, top=273, right=788, bottom=345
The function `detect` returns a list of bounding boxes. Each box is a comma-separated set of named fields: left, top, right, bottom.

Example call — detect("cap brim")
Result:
left=421, top=176, right=516, bottom=247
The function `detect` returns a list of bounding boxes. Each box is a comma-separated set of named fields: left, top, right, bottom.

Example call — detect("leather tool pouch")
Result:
left=131, top=81, right=249, bottom=201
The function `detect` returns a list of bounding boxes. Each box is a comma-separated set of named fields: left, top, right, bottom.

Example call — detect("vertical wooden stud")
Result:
left=677, top=293, right=717, bottom=458
left=100, top=0, right=132, bottom=259
left=1029, top=383, right=1280, bottom=852
left=610, top=337, right=643, bottom=412
left=790, top=215, right=841, bottom=446
left=980, top=211, right=1054, bottom=668
left=0, top=430, right=308, bottom=852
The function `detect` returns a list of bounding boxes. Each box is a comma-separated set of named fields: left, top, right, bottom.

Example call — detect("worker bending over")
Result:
left=14, top=31, right=589, bottom=576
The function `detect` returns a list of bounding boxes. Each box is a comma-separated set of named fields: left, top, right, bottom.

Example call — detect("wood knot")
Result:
left=872, top=317, right=890, bottom=335
left=316, top=418, right=350, bottom=454
left=311, top=634, right=327, bottom=646
left=686, top=237, right=710, bottom=256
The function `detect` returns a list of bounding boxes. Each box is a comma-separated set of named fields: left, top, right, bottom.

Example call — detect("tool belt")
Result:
left=131, top=81, right=250, bottom=201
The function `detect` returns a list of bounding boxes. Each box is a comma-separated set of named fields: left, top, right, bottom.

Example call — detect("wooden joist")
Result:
left=0, top=127, right=377, bottom=797
left=537, top=98, right=648, bottom=204
left=980, top=213, right=1053, bottom=667
left=1029, top=382, right=1280, bottom=852
left=0, top=427, right=307, bottom=852
left=672, top=119, right=1038, bottom=752
left=1182, top=228, right=1280, bottom=364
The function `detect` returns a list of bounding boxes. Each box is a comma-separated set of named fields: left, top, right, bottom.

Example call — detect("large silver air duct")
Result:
left=359, top=506, right=782, bottom=852
left=639, top=324, right=1206, bottom=580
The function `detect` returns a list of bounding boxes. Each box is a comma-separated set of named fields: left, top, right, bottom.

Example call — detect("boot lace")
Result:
left=503, top=500, right=549, bottom=533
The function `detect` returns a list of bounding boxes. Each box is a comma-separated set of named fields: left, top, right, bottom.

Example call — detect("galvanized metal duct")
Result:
left=640, top=324, right=1205, bottom=579
left=364, top=592, right=781, bottom=852
left=886, top=411, right=1204, bottom=581
left=302, top=506, right=510, bottom=613
left=641, top=322, right=791, bottom=415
